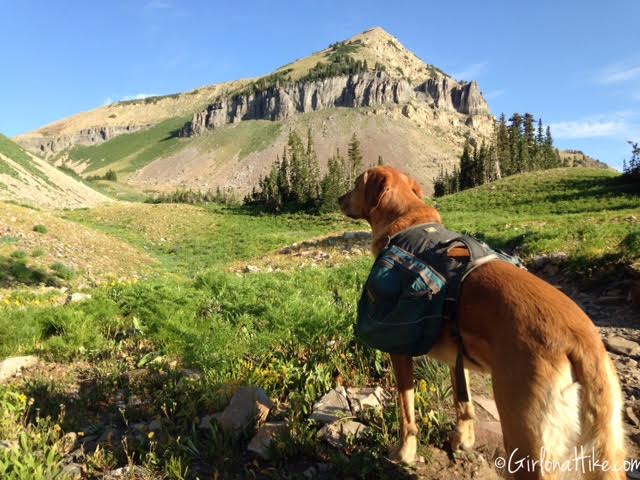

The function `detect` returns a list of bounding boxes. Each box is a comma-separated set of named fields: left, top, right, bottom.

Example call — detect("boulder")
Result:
left=310, top=387, right=351, bottom=424
left=346, top=386, right=386, bottom=413
left=66, top=292, right=92, bottom=304
left=217, top=387, right=273, bottom=433
left=317, top=419, right=368, bottom=448
left=61, top=463, right=83, bottom=479
left=247, top=421, right=287, bottom=460
left=0, top=355, right=38, bottom=382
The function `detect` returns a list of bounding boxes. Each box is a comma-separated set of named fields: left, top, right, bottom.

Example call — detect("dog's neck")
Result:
left=369, top=203, right=441, bottom=256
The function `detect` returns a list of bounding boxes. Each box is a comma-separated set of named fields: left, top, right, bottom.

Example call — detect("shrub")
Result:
left=9, top=250, right=27, bottom=260
left=49, top=263, right=75, bottom=281
left=30, top=248, right=45, bottom=258
left=32, top=224, right=48, bottom=234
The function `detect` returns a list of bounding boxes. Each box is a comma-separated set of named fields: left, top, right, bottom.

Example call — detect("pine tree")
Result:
left=459, top=142, right=475, bottom=189
left=347, top=133, right=363, bottom=183
left=495, top=114, right=510, bottom=177
left=508, top=113, right=523, bottom=175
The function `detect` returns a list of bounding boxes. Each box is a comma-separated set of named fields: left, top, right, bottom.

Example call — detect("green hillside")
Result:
left=64, top=117, right=283, bottom=178
left=65, top=116, right=189, bottom=175
left=438, top=168, right=639, bottom=274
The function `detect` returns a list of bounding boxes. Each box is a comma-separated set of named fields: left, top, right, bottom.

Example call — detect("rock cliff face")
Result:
left=181, top=72, right=490, bottom=136
left=18, top=124, right=151, bottom=157
left=422, top=78, right=489, bottom=115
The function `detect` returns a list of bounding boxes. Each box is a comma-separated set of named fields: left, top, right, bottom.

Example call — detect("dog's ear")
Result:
left=409, top=178, right=424, bottom=200
left=365, top=170, right=389, bottom=209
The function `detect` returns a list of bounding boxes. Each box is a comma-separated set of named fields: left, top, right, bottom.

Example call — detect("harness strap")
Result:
left=442, top=235, right=495, bottom=404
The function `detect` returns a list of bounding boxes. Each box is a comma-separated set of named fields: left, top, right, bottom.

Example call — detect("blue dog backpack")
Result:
left=356, top=223, right=525, bottom=357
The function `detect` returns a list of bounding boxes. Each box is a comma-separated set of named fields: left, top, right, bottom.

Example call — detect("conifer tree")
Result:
left=347, top=133, right=363, bottom=183
left=459, top=142, right=475, bottom=189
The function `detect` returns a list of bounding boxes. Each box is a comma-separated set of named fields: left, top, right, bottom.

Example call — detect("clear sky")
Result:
left=1, top=0, right=639, bottom=169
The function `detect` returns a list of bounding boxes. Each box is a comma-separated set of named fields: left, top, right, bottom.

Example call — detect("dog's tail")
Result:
left=568, top=338, right=626, bottom=480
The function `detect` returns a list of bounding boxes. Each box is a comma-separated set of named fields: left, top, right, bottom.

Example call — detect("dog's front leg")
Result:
left=449, top=366, right=475, bottom=451
left=390, top=354, right=418, bottom=464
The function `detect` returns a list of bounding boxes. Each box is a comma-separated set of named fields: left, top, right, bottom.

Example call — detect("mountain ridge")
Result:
left=13, top=27, right=498, bottom=195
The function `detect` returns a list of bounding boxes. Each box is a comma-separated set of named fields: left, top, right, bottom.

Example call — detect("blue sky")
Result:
left=1, top=0, right=639, bottom=169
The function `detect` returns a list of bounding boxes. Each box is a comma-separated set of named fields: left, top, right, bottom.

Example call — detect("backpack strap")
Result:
left=441, top=235, right=496, bottom=403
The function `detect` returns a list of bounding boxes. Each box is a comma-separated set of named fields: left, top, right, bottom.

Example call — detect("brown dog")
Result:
left=339, top=166, right=625, bottom=479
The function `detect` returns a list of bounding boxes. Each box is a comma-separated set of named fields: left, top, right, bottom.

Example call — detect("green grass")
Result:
left=438, top=168, right=640, bottom=275
left=67, top=116, right=190, bottom=175
left=87, top=179, right=150, bottom=202
left=65, top=117, right=281, bottom=187
left=65, top=204, right=363, bottom=275
left=192, top=120, right=282, bottom=160
left=0, top=167, right=637, bottom=478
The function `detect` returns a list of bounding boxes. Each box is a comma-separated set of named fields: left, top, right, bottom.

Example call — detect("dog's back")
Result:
left=460, top=261, right=625, bottom=479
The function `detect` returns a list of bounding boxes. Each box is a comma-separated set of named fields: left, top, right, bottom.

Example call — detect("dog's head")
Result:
left=338, top=166, right=433, bottom=221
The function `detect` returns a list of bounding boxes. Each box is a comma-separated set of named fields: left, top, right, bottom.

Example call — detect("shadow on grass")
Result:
left=543, top=174, right=640, bottom=210
left=0, top=256, right=61, bottom=288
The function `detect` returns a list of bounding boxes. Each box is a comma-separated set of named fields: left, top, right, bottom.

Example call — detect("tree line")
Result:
left=245, top=130, right=372, bottom=213
left=434, top=113, right=563, bottom=196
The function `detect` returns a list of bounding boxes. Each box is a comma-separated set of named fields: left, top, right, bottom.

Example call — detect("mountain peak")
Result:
left=277, top=26, right=450, bottom=85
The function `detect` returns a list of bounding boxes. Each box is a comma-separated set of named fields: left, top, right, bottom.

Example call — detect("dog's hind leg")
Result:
left=390, top=354, right=418, bottom=464
left=449, top=366, right=476, bottom=451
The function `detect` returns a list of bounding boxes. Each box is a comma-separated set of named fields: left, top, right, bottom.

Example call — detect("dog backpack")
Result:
left=356, top=223, right=525, bottom=357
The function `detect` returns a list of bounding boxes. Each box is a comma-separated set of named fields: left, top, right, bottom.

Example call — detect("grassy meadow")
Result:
left=0, top=167, right=638, bottom=479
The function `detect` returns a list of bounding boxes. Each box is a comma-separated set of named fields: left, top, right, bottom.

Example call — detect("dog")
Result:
left=339, top=166, right=625, bottom=479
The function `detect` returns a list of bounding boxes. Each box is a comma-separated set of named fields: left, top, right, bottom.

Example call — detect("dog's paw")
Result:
left=389, top=435, right=418, bottom=464
left=450, top=420, right=475, bottom=452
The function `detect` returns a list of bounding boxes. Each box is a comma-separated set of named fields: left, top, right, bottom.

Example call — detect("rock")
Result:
left=61, top=463, right=83, bottom=479
left=60, top=432, right=78, bottom=455
left=310, top=387, right=351, bottom=424
left=217, top=387, right=273, bottom=433
left=104, top=465, right=146, bottom=479
left=148, top=419, right=162, bottom=431
left=317, top=420, right=368, bottom=448
left=243, top=265, right=260, bottom=273
left=595, top=295, right=627, bottom=306
left=0, top=355, right=38, bottom=382
left=182, top=72, right=421, bottom=137
left=626, top=406, right=640, bottom=427
left=343, top=232, right=357, bottom=240
left=66, top=292, right=92, bottom=304
left=97, top=427, right=120, bottom=447
left=346, top=386, right=386, bottom=413
left=247, top=421, right=287, bottom=460
left=604, top=336, right=640, bottom=356
left=473, top=420, right=503, bottom=451
left=303, top=465, right=318, bottom=479
left=543, top=263, right=560, bottom=276
left=473, top=395, right=501, bottom=421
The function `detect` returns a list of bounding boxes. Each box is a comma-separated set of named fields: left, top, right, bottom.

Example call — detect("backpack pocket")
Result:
left=356, top=245, right=446, bottom=356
